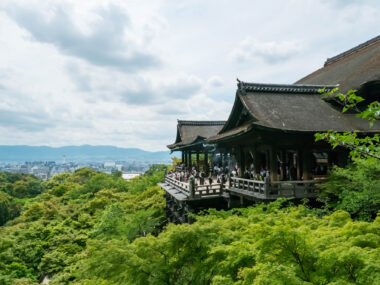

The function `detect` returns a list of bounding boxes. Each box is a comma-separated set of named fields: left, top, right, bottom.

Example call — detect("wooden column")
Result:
left=204, top=152, right=209, bottom=173
left=302, top=150, right=312, bottom=180
left=252, top=148, right=260, bottom=173
left=296, top=150, right=302, bottom=180
left=235, top=147, right=242, bottom=177
left=280, top=150, right=285, bottom=180
left=196, top=152, right=200, bottom=169
left=240, top=148, right=246, bottom=177
left=188, top=152, right=192, bottom=169
left=183, top=151, right=187, bottom=168
left=181, top=152, right=185, bottom=164
left=269, top=146, right=278, bottom=182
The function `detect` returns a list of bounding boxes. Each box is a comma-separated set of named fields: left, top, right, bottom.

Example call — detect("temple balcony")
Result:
left=227, top=177, right=324, bottom=200
left=159, top=175, right=225, bottom=201
left=160, top=175, right=324, bottom=202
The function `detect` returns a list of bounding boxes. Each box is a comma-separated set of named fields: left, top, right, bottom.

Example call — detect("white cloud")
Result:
left=0, top=0, right=379, bottom=151
left=207, top=76, right=223, bottom=88
left=1, top=1, right=160, bottom=72
left=231, top=37, right=304, bottom=64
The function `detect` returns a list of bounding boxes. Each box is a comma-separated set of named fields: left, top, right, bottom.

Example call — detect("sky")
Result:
left=0, top=0, right=379, bottom=151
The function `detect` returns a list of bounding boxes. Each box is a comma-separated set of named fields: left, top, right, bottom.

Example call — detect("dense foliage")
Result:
left=316, top=88, right=380, bottom=160
left=318, top=158, right=380, bottom=221
left=0, top=172, right=44, bottom=226
left=0, top=166, right=166, bottom=285
left=0, top=164, right=379, bottom=284
left=72, top=201, right=380, bottom=285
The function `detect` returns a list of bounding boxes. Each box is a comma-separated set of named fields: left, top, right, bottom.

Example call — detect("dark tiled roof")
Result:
left=238, top=81, right=337, bottom=94
left=324, top=35, right=380, bottom=66
left=208, top=123, right=252, bottom=143
left=208, top=81, right=380, bottom=143
left=167, top=120, right=226, bottom=150
left=296, top=35, right=380, bottom=92
left=177, top=120, right=226, bottom=126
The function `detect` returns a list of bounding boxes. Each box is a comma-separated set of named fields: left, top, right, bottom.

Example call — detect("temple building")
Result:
left=160, top=35, right=380, bottom=222
left=208, top=35, right=380, bottom=202
left=167, top=120, right=226, bottom=173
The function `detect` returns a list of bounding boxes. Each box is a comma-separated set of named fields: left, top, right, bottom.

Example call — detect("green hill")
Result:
left=0, top=165, right=379, bottom=285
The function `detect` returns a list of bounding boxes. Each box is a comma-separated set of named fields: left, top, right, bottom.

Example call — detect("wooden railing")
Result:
left=194, top=183, right=223, bottom=198
left=164, top=176, right=223, bottom=199
left=228, top=177, right=323, bottom=199
left=229, top=177, right=266, bottom=195
left=165, top=176, right=190, bottom=195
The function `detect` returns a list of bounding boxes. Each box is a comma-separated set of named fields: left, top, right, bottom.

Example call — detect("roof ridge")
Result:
left=237, top=81, right=338, bottom=94
left=177, top=120, right=226, bottom=126
left=324, top=35, right=380, bottom=66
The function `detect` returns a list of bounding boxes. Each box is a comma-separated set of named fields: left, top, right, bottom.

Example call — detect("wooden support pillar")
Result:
left=235, top=147, right=242, bottom=177
left=302, top=150, right=312, bottom=180
left=280, top=150, right=285, bottom=181
left=205, top=152, right=209, bottom=173
left=183, top=151, right=187, bottom=168
left=188, top=152, right=192, bottom=169
left=240, top=148, right=246, bottom=177
left=296, top=150, right=302, bottom=180
left=240, top=195, right=244, bottom=206
left=252, top=148, right=260, bottom=173
left=196, top=152, right=200, bottom=168
left=181, top=152, right=185, bottom=164
left=269, top=146, right=278, bottom=182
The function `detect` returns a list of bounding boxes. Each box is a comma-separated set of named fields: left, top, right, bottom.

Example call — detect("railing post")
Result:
left=189, top=175, right=195, bottom=198
left=220, top=179, right=224, bottom=195
left=264, top=177, right=270, bottom=199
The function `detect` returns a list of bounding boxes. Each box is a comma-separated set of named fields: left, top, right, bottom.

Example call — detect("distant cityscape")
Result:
left=0, top=160, right=151, bottom=180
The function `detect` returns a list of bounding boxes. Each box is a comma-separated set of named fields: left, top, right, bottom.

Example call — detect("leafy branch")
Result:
left=316, top=88, right=380, bottom=159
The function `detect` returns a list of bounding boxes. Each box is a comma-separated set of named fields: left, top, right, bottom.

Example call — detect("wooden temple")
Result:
left=166, top=120, right=226, bottom=173
left=160, top=35, right=380, bottom=223
left=161, top=120, right=228, bottom=223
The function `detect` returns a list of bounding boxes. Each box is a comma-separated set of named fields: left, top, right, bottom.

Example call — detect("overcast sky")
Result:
left=0, top=0, right=379, bottom=151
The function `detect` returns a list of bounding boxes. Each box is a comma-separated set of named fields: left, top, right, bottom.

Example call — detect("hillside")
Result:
left=0, top=164, right=379, bottom=284
left=0, top=145, right=172, bottom=163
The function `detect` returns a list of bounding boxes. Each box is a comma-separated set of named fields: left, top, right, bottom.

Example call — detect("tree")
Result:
left=0, top=192, right=10, bottom=226
left=315, top=88, right=380, bottom=220
left=315, top=88, right=380, bottom=159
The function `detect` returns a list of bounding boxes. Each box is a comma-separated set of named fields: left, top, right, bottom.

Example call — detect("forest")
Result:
left=0, top=156, right=379, bottom=285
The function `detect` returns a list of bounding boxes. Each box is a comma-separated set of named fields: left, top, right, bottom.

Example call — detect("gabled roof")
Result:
left=208, top=81, right=380, bottom=143
left=167, top=120, right=226, bottom=150
left=296, top=35, right=380, bottom=92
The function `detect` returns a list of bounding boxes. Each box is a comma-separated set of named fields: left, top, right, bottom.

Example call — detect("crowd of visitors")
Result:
left=166, top=163, right=273, bottom=186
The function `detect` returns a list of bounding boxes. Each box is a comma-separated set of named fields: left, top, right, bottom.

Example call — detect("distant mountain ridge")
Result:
left=0, top=145, right=173, bottom=163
